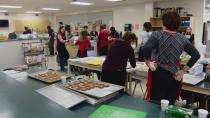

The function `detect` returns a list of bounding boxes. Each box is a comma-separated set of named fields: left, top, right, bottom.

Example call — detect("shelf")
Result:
left=150, top=17, right=162, bottom=19
left=150, top=16, right=193, bottom=31
left=24, top=51, right=44, bottom=56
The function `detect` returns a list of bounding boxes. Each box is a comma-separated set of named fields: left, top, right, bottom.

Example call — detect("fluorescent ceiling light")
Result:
left=0, top=5, right=22, bottom=8
left=0, top=10, right=8, bottom=12
left=71, top=1, right=94, bottom=5
left=26, top=11, right=42, bottom=14
left=42, top=8, right=61, bottom=11
left=106, top=0, right=125, bottom=2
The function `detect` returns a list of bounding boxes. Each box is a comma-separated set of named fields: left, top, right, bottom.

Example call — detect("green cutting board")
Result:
left=89, top=105, right=147, bottom=118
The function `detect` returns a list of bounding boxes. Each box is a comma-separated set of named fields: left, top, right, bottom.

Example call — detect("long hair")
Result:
left=57, top=26, right=65, bottom=35
left=79, top=30, right=89, bottom=40
left=122, top=32, right=137, bottom=44
left=65, top=25, right=71, bottom=33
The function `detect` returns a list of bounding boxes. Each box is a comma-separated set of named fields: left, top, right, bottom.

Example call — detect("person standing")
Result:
left=109, top=27, right=120, bottom=40
left=47, top=26, right=55, bottom=56
left=98, top=24, right=109, bottom=56
left=90, top=27, right=98, bottom=40
left=65, top=25, right=73, bottom=40
left=184, top=27, right=195, bottom=46
left=144, top=11, right=200, bottom=105
left=23, top=27, right=32, bottom=34
left=101, top=32, right=136, bottom=86
left=83, top=25, right=90, bottom=36
left=75, top=31, right=91, bottom=58
left=138, top=22, right=152, bottom=61
left=108, top=27, right=120, bottom=48
left=56, top=26, right=69, bottom=71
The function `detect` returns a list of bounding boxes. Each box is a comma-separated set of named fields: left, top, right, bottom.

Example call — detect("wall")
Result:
left=113, top=3, right=150, bottom=36
left=54, top=2, right=154, bottom=40
left=0, top=13, right=53, bottom=36
left=56, top=11, right=113, bottom=32
left=154, top=0, right=205, bottom=45
left=204, top=9, right=210, bottom=22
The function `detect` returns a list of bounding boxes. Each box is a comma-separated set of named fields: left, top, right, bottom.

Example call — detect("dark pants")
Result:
left=60, top=57, right=68, bottom=71
left=150, top=67, right=180, bottom=105
left=99, top=46, right=108, bottom=56
left=101, top=70, right=127, bottom=86
left=138, top=46, right=144, bottom=62
left=49, top=39, right=54, bottom=56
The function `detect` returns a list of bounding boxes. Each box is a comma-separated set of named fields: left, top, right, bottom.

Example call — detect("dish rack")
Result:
left=22, top=42, right=48, bottom=68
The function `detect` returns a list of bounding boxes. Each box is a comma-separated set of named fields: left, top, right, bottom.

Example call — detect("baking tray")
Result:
left=36, top=84, right=86, bottom=108
left=57, top=83, right=120, bottom=105
left=64, top=80, right=124, bottom=99
left=28, top=70, right=64, bottom=83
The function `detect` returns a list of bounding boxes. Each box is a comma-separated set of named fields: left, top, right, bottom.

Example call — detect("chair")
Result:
left=132, top=79, right=146, bottom=98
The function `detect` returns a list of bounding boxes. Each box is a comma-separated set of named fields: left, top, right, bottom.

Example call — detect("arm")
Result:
left=88, top=40, right=91, bottom=48
left=75, top=40, right=79, bottom=45
left=128, top=46, right=136, bottom=68
left=115, top=32, right=120, bottom=39
left=174, top=40, right=200, bottom=81
left=184, top=40, right=200, bottom=70
left=144, top=33, right=158, bottom=61
left=58, top=34, right=66, bottom=44
left=143, top=33, right=159, bottom=71
left=191, top=34, right=195, bottom=46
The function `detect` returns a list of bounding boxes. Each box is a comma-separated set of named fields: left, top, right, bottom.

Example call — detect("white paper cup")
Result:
left=161, top=99, right=169, bottom=111
left=198, top=109, right=209, bottom=118
left=61, top=76, right=66, bottom=84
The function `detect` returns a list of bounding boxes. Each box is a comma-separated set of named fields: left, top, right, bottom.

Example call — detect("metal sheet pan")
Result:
left=64, top=80, right=124, bottom=99
left=28, top=70, right=64, bottom=83
left=36, top=84, right=86, bottom=108
left=57, top=83, right=120, bottom=105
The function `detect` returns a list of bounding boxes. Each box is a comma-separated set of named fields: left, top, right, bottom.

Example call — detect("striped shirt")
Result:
left=144, top=31, right=200, bottom=74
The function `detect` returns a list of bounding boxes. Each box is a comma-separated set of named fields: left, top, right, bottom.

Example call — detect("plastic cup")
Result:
left=61, top=76, right=66, bottom=84
left=198, top=109, right=209, bottom=118
left=161, top=99, right=169, bottom=112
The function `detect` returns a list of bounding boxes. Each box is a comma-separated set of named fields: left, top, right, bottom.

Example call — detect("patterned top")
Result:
left=144, top=31, right=200, bottom=74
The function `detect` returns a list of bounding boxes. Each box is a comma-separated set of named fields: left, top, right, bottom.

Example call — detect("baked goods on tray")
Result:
left=64, top=79, right=110, bottom=91
left=34, top=71, right=62, bottom=81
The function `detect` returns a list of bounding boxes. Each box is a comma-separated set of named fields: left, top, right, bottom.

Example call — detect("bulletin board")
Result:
left=14, top=20, right=50, bottom=33
left=56, top=11, right=113, bottom=32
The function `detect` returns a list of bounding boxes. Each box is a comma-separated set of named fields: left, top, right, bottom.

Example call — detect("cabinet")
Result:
left=150, top=16, right=194, bottom=33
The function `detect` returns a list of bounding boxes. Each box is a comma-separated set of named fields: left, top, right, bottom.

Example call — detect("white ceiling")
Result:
left=0, top=0, right=163, bottom=14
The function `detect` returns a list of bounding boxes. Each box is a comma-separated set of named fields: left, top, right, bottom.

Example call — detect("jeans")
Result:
left=60, top=57, right=68, bottom=71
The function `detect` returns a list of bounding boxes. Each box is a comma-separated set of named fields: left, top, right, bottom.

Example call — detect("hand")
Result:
left=145, top=60, right=157, bottom=71
left=174, top=70, right=184, bottom=81
left=65, top=40, right=70, bottom=44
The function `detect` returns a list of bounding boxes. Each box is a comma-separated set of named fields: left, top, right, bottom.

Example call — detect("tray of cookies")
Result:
left=64, top=79, right=124, bottom=98
left=28, top=71, right=64, bottom=83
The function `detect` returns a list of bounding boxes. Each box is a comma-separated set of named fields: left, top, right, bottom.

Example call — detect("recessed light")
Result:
left=26, top=11, right=42, bottom=14
left=0, top=10, right=8, bottom=13
left=208, top=4, right=210, bottom=7
left=106, top=0, right=125, bottom=2
left=71, top=1, right=94, bottom=6
left=42, top=8, right=61, bottom=11
left=0, top=5, right=22, bottom=8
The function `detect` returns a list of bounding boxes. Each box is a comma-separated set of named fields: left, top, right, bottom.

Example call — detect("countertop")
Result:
left=0, top=67, right=198, bottom=118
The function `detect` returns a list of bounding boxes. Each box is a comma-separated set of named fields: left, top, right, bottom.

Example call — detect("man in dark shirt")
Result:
left=23, top=27, right=32, bottom=34
left=101, top=32, right=136, bottom=86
